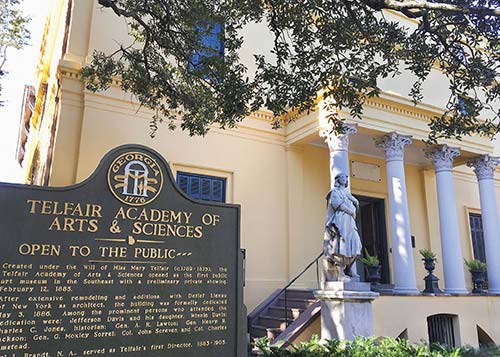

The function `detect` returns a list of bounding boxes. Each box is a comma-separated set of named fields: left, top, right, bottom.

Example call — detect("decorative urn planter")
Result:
left=464, top=259, right=487, bottom=294
left=423, top=257, right=436, bottom=272
left=365, top=265, right=381, bottom=283
left=364, top=265, right=381, bottom=292
left=470, top=269, right=486, bottom=294
left=422, top=257, right=443, bottom=294
left=360, top=249, right=381, bottom=291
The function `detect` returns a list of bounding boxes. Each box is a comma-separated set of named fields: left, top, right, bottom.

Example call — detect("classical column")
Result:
left=375, top=132, right=419, bottom=294
left=320, top=123, right=357, bottom=189
left=467, top=155, right=500, bottom=293
left=425, top=145, right=468, bottom=293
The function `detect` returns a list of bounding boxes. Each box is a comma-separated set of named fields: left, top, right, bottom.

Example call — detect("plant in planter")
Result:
left=359, top=249, right=381, bottom=288
left=464, top=259, right=487, bottom=294
left=419, top=248, right=437, bottom=260
left=419, top=248, right=442, bottom=294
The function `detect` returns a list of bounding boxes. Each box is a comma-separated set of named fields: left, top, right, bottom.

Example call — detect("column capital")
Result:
left=375, top=132, right=412, bottom=162
left=467, top=155, right=500, bottom=180
left=425, top=145, right=460, bottom=173
left=319, top=123, right=357, bottom=152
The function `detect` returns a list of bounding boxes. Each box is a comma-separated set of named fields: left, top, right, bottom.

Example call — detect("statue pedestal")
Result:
left=314, top=282, right=379, bottom=341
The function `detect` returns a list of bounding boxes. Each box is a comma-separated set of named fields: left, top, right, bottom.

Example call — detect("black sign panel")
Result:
left=0, top=145, right=245, bottom=356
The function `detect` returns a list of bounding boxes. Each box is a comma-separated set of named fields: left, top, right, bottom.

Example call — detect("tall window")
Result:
left=469, top=213, right=486, bottom=263
left=176, top=172, right=226, bottom=203
left=469, top=213, right=488, bottom=286
left=190, top=22, right=224, bottom=72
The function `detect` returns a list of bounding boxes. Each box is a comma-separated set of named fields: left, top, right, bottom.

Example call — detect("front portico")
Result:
left=283, top=93, right=498, bottom=296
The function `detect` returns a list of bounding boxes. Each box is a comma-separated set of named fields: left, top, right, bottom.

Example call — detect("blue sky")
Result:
left=0, top=0, right=48, bottom=183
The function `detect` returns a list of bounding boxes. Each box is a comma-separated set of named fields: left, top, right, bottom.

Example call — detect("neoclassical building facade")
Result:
left=17, top=0, right=500, bottom=348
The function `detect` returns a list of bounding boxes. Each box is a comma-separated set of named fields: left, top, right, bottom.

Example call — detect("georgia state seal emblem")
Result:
left=107, top=151, right=163, bottom=206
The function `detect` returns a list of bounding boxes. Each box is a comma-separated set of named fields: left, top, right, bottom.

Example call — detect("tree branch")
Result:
left=363, top=0, right=500, bottom=17
left=98, top=0, right=151, bottom=29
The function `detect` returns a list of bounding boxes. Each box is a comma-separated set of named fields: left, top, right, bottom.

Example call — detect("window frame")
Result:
left=172, top=163, right=234, bottom=204
left=467, top=210, right=489, bottom=287
left=427, top=314, right=460, bottom=349
left=469, top=212, right=487, bottom=264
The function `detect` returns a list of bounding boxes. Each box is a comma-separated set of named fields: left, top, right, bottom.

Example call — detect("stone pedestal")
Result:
left=314, top=282, right=379, bottom=341
left=423, top=272, right=442, bottom=294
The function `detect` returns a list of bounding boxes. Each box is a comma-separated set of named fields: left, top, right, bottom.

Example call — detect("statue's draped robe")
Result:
left=324, top=188, right=362, bottom=259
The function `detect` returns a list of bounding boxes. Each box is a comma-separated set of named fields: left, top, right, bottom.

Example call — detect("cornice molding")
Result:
left=58, top=62, right=495, bottom=156
left=364, top=98, right=433, bottom=123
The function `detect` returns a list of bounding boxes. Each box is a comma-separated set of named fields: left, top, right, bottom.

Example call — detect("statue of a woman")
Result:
left=322, top=173, right=362, bottom=284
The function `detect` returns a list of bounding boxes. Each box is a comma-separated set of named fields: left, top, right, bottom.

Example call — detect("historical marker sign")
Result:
left=0, top=145, right=245, bottom=356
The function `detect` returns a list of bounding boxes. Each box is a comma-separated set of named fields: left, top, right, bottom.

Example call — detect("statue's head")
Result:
left=334, top=173, right=348, bottom=188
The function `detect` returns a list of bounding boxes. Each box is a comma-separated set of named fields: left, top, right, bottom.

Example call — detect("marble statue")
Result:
left=321, top=173, right=362, bottom=284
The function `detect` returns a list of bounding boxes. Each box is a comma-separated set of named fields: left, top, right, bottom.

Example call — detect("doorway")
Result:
left=354, top=195, right=391, bottom=284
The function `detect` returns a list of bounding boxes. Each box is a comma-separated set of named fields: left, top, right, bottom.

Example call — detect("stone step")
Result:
left=276, top=297, right=316, bottom=309
left=250, top=324, right=282, bottom=340
left=281, top=289, right=316, bottom=300
left=248, top=290, right=318, bottom=352
left=267, top=305, right=304, bottom=319
left=258, top=315, right=291, bottom=329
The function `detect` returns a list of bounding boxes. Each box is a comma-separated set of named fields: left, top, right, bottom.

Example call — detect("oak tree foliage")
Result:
left=0, top=0, right=30, bottom=105
left=82, top=0, right=500, bottom=141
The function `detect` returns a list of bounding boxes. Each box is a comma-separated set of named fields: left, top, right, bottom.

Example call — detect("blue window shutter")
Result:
left=190, top=22, right=224, bottom=71
left=189, top=176, right=201, bottom=199
left=177, top=174, right=188, bottom=193
left=202, top=23, right=221, bottom=51
left=176, top=172, right=226, bottom=203
left=201, top=178, right=211, bottom=201
left=212, top=179, right=224, bottom=202
left=208, top=23, right=224, bottom=58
